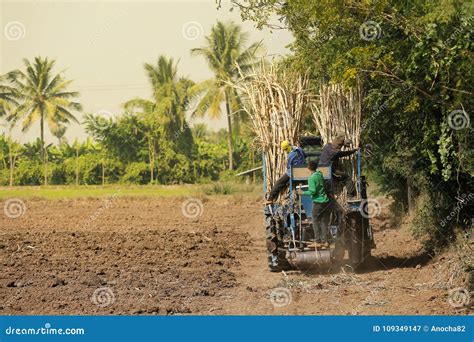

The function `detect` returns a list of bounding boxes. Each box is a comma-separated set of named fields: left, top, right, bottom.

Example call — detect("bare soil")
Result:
left=0, top=195, right=471, bottom=315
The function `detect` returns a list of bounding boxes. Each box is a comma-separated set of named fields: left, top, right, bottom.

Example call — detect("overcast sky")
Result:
left=1, top=0, right=293, bottom=143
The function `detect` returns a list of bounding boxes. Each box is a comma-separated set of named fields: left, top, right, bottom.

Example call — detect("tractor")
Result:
left=263, top=136, right=375, bottom=272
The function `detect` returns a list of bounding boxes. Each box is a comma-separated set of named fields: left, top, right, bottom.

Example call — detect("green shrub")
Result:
left=201, top=182, right=235, bottom=195
left=0, top=169, right=10, bottom=186
left=410, top=192, right=457, bottom=252
left=63, top=154, right=102, bottom=185
left=14, top=159, right=43, bottom=185
left=199, top=181, right=259, bottom=195
left=219, top=169, right=237, bottom=182
left=170, top=153, right=193, bottom=184
left=122, top=162, right=150, bottom=184
left=50, top=163, right=67, bottom=185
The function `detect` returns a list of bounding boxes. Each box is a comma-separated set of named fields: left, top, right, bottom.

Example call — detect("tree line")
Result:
left=0, top=21, right=260, bottom=186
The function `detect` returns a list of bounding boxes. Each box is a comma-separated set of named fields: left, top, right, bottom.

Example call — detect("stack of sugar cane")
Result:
left=230, top=62, right=312, bottom=195
left=312, top=81, right=363, bottom=201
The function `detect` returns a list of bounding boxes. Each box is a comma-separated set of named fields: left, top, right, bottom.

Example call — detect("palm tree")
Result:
left=0, top=74, right=19, bottom=117
left=0, top=74, right=22, bottom=186
left=191, top=21, right=261, bottom=170
left=125, top=55, right=193, bottom=183
left=191, top=123, right=210, bottom=140
left=0, top=119, right=20, bottom=186
left=51, top=124, right=67, bottom=146
left=7, top=57, right=82, bottom=185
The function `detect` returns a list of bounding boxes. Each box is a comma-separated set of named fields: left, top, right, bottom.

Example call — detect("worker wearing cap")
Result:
left=266, top=140, right=306, bottom=203
left=319, top=135, right=358, bottom=198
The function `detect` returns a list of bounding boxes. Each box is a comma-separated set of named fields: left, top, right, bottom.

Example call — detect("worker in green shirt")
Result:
left=299, top=160, right=332, bottom=249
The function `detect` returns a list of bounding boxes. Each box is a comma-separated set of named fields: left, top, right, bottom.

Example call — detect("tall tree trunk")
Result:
left=75, top=144, right=79, bottom=186
left=407, top=178, right=414, bottom=212
left=8, top=143, right=14, bottom=186
left=224, top=90, right=234, bottom=171
left=9, top=162, right=14, bottom=186
left=6, top=127, right=15, bottom=186
left=251, top=148, right=255, bottom=183
left=148, top=136, right=154, bottom=184
left=40, top=114, right=47, bottom=186
left=102, top=160, right=105, bottom=186
left=44, top=150, right=48, bottom=185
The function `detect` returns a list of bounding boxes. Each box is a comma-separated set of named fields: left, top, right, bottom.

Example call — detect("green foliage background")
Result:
left=230, top=0, right=473, bottom=249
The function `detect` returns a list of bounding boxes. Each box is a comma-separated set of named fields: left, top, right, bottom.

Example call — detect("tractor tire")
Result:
left=363, top=241, right=372, bottom=260
left=265, top=214, right=291, bottom=272
left=346, top=212, right=363, bottom=267
left=346, top=212, right=372, bottom=270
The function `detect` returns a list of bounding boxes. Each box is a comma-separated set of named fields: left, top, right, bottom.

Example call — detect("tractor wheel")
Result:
left=346, top=213, right=363, bottom=267
left=346, top=212, right=372, bottom=270
left=265, top=214, right=291, bottom=272
left=363, top=241, right=372, bottom=259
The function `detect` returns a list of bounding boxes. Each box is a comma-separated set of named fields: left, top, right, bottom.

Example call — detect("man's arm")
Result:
left=334, top=149, right=357, bottom=158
